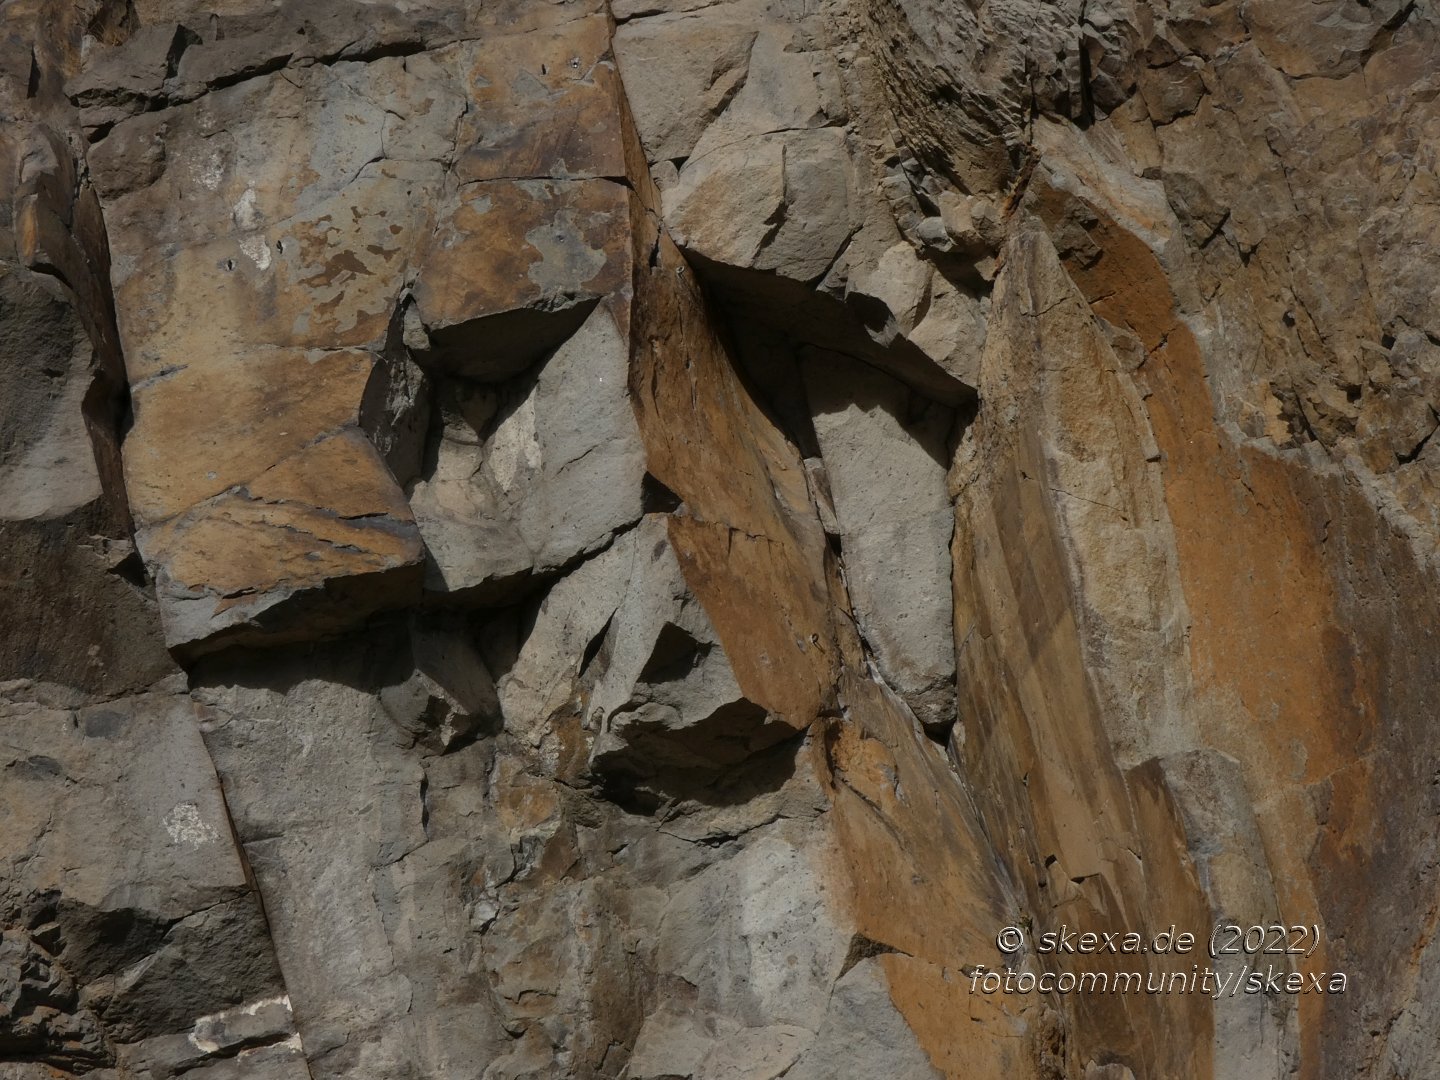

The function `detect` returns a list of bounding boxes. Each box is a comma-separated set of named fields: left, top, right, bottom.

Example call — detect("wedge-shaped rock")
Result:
left=664, top=128, right=856, bottom=285
left=499, top=515, right=786, bottom=779
left=408, top=301, right=646, bottom=600
left=629, top=233, right=840, bottom=727
left=124, top=348, right=374, bottom=523
left=613, top=6, right=760, bottom=163
left=803, top=350, right=957, bottom=733
left=138, top=431, right=424, bottom=654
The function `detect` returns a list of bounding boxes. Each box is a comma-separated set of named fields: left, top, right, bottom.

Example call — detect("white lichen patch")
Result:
left=239, top=233, right=272, bottom=271
left=163, top=801, right=220, bottom=848
left=232, top=188, right=263, bottom=231
left=193, top=149, right=225, bottom=192
left=241, top=994, right=293, bottom=1017
left=488, top=393, right=542, bottom=494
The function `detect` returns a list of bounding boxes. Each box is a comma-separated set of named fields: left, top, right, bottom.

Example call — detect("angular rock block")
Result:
left=0, top=687, right=300, bottom=1075
left=408, top=214, right=647, bottom=600
left=802, top=350, right=958, bottom=734
left=86, top=7, right=648, bottom=653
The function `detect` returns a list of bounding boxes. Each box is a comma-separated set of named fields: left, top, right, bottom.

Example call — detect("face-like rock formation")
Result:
left=3, top=0, right=1439, bottom=1076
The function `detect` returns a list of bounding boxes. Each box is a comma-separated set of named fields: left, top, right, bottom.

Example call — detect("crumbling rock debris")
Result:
left=0, top=930, right=111, bottom=1073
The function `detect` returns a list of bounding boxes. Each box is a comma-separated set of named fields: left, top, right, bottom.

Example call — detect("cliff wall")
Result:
left=3, top=0, right=1438, bottom=1076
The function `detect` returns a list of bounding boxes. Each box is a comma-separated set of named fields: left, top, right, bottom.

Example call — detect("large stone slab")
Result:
left=84, top=10, right=649, bottom=652
left=0, top=686, right=302, bottom=1076
left=803, top=350, right=958, bottom=733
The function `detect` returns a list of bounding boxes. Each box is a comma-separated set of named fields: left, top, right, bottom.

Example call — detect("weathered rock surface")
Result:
left=803, top=350, right=957, bottom=733
left=409, top=300, right=646, bottom=601
left=4, top=0, right=1440, bottom=1076
left=0, top=682, right=304, bottom=1078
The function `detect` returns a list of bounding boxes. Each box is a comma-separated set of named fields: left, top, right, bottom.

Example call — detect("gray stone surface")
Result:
left=186, top=628, right=836, bottom=1079
left=0, top=685, right=295, bottom=1076
left=409, top=302, right=647, bottom=602
left=785, top=960, right=943, bottom=1080
left=803, top=351, right=957, bottom=733
left=0, top=269, right=101, bottom=522
left=613, top=7, right=759, bottom=165
left=6, top=0, right=1440, bottom=1077
left=664, top=129, right=856, bottom=286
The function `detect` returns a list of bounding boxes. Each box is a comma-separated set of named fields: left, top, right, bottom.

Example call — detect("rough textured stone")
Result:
left=663, top=128, right=858, bottom=284
left=408, top=301, right=646, bottom=601
left=0, top=0, right=160, bottom=700
left=803, top=350, right=957, bottom=733
left=410, top=180, right=634, bottom=381
left=0, top=269, right=101, bottom=521
left=614, top=8, right=759, bottom=165
left=784, top=960, right=943, bottom=1080
left=6, top=0, right=1440, bottom=1076
left=0, top=684, right=298, bottom=1076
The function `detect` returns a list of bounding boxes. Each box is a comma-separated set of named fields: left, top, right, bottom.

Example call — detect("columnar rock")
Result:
left=2, top=0, right=1439, bottom=1077
left=802, top=350, right=957, bottom=734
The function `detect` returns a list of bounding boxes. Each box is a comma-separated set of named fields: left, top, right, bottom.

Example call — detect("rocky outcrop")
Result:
left=4, top=0, right=1440, bottom=1077
left=803, top=350, right=957, bottom=733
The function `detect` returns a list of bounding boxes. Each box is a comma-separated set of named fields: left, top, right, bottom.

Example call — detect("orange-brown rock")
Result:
left=5, top=0, right=1440, bottom=1077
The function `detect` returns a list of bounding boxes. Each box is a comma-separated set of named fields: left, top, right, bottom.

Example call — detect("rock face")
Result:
left=4, top=0, right=1440, bottom=1076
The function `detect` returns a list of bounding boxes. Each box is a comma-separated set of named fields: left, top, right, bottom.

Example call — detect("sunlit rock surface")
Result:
left=3, top=0, right=1440, bottom=1075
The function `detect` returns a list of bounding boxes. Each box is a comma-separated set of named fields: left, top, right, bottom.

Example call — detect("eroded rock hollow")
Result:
left=3, top=0, right=1439, bottom=1076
